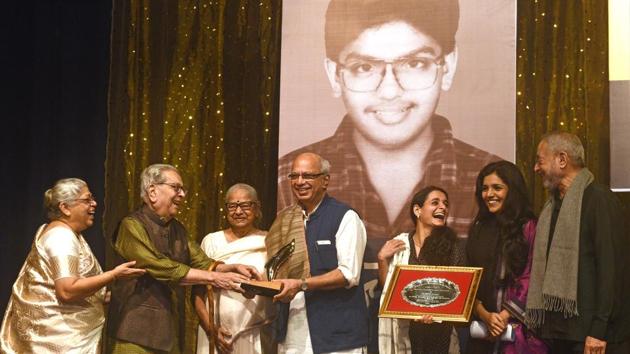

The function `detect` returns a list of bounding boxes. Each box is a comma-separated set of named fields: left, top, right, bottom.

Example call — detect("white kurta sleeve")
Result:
left=334, top=210, right=367, bottom=288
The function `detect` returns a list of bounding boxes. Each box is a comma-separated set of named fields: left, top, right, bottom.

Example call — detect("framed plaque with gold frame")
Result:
left=379, top=265, right=483, bottom=322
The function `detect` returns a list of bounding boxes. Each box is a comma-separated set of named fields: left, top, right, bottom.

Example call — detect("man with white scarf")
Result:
left=526, top=132, right=630, bottom=354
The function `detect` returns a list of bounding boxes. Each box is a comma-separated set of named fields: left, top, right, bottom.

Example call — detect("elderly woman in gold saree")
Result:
left=194, top=183, right=273, bottom=354
left=0, top=178, right=145, bottom=353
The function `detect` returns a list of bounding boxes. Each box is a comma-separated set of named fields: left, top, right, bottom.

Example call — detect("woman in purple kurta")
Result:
left=466, top=161, right=548, bottom=354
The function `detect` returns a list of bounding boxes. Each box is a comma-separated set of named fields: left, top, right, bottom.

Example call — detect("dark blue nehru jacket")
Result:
left=304, top=195, right=368, bottom=353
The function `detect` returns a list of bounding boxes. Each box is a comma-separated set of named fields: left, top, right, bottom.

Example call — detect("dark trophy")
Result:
left=240, top=239, right=295, bottom=297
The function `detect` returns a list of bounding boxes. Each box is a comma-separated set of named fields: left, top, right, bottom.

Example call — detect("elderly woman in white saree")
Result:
left=0, top=178, right=145, bottom=354
left=194, top=183, right=273, bottom=354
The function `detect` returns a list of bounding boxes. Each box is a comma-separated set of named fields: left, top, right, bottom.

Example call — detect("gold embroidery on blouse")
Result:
left=1, top=226, right=105, bottom=353
left=49, top=255, right=80, bottom=279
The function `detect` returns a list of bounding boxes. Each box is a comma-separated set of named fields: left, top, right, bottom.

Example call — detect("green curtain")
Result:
left=105, top=0, right=627, bottom=352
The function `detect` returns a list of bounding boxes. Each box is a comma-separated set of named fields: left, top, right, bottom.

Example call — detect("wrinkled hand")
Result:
left=210, top=271, right=249, bottom=292
left=377, top=239, right=406, bottom=261
left=111, top=260, right=146, bottom=280
left=584, top=336, right=606, bottom=354
left=214, top=326, right=233, bottom=354
left=272, top=279, right=300, bottom=303
left=216, top=263, right=261, bottom=280
left=483, top=312, right=507, bottom=337
left=232, top=264, right=261, bottom=280
left=413, top=315, right=435, bottom=324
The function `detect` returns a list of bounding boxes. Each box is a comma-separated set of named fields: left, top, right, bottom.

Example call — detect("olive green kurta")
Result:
left=107, top=205, right=215, bottom=354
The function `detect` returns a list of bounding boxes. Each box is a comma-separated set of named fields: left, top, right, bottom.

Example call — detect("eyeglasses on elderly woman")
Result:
left=225, top=201, right=257, bottom=212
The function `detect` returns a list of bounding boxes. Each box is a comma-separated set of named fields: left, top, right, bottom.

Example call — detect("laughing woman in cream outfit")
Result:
left=194, top=183, right=273, bottom=354
left=378, top=186, right=466, bottom=354
left=0, top=178, right=145, bottom=353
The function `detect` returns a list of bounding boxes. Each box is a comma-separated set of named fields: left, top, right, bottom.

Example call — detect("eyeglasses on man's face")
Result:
left=337, top=55, right=444, bottom=92
left=287, top=172, right=326, bottom=181
left=155, top=182, right=187, bottom=195
left=225, top=201, right=256, bottom=212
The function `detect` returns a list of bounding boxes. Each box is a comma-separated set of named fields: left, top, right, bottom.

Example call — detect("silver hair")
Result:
left=541, top=132, right=585, bottom=167
left=140, top=164, right=180, bottom=201
left=44, top=178, right=87, bottom=220
left=320, top=157, right=331, bottom=175
left=225, top=183, right=262, bottom=221
left=225, top=183, right=259, bottom=203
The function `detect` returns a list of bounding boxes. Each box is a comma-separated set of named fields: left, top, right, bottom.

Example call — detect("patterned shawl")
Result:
left=265, top=204, right=310, bottom=280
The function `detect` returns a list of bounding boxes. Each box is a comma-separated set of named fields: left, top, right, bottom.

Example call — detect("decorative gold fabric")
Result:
left=515, top=0, right=618, bottom=211
left=105, top=0, right=281, bottom=245
left=0, top=225, right=105, bottom=353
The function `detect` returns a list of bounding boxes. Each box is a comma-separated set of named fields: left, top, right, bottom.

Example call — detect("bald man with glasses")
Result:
left=268, top=152, right=368, bottom=354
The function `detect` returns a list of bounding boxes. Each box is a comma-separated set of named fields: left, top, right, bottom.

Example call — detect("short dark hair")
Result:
left=325, top=0, right=460, bottom=62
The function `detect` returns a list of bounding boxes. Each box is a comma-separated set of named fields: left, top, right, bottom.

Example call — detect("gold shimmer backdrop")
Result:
left=104, top=0, right=629, bottom=352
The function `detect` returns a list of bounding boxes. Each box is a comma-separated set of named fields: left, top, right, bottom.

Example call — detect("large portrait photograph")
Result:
left=277, top=0, right=516, bottom=272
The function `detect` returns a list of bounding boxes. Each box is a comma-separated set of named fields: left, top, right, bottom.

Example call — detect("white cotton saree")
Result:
left=196, top=231, right=273, bottom=354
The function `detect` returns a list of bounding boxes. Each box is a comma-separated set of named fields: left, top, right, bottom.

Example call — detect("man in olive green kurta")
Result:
left=106, top=164, right=260, bottom=354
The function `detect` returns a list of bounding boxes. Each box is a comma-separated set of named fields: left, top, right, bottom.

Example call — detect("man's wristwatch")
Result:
left=300, top=278, right=308, bottom=292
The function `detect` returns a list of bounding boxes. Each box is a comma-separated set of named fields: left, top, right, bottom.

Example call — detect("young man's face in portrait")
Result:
left=325, top=21, right=457, bottom=149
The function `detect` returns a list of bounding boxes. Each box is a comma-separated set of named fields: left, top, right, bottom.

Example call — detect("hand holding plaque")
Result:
left=240, top=239, right=295, bottom=297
